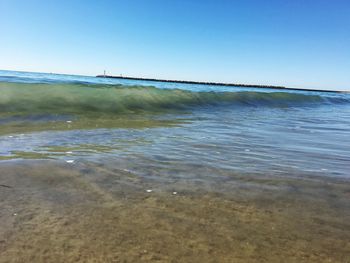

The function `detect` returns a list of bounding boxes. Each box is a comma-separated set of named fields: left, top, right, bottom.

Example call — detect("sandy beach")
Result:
left=1, top=160, right=349, bottom=262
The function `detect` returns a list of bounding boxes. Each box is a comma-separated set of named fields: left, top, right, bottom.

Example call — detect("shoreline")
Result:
left=96, top=75, right=347, bottom=93
left=1, top=160, right=349, bottom=262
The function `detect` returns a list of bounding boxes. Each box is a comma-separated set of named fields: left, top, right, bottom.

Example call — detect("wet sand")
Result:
left=1, top=160, right=350, bottom=262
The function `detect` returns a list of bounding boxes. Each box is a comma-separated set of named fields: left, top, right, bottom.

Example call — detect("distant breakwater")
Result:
left=96, top=75, right=343, bottom=93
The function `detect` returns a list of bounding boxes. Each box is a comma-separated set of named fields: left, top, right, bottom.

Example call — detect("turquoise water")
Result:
left=1, top=70, right=350, bottom=179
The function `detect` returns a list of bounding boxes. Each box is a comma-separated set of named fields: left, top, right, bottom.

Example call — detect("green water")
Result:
left=0, top=71, right=349, bottom=262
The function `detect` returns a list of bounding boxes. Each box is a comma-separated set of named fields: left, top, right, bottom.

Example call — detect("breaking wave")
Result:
left=0, top=82, right=348, bottom=115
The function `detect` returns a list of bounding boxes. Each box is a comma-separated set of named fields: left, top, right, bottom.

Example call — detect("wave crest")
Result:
left=0, top=82, right=348, bottom=115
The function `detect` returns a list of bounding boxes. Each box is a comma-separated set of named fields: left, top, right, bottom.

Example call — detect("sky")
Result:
left=0, top=0, right=349, bottom=90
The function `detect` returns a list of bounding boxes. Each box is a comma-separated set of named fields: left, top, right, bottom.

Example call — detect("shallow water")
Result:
left=0, top=70, right=350, bottom=262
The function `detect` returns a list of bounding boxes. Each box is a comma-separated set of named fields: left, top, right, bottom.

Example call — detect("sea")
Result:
left=0, top=70, right=349, bottom=262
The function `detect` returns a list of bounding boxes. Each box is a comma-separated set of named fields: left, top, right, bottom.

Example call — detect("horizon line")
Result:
left=97, top=74, right=346, bottom=93
left=0, top=68, right=348, bottom=93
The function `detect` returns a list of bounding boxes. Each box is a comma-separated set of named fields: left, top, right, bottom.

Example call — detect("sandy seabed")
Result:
left=0, top=161, right=350, bottom=263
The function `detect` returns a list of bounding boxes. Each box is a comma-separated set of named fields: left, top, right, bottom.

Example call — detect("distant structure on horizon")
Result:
left=96, top=74, right=343, bottom=93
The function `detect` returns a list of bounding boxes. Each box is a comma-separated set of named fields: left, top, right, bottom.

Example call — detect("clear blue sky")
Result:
left=1, top=0, right=349, bottom=90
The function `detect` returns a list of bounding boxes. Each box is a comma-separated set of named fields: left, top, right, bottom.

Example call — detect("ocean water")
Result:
left=1, top=70, right=350, bottom=261
left=1, top=70, right=349, bottom=178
